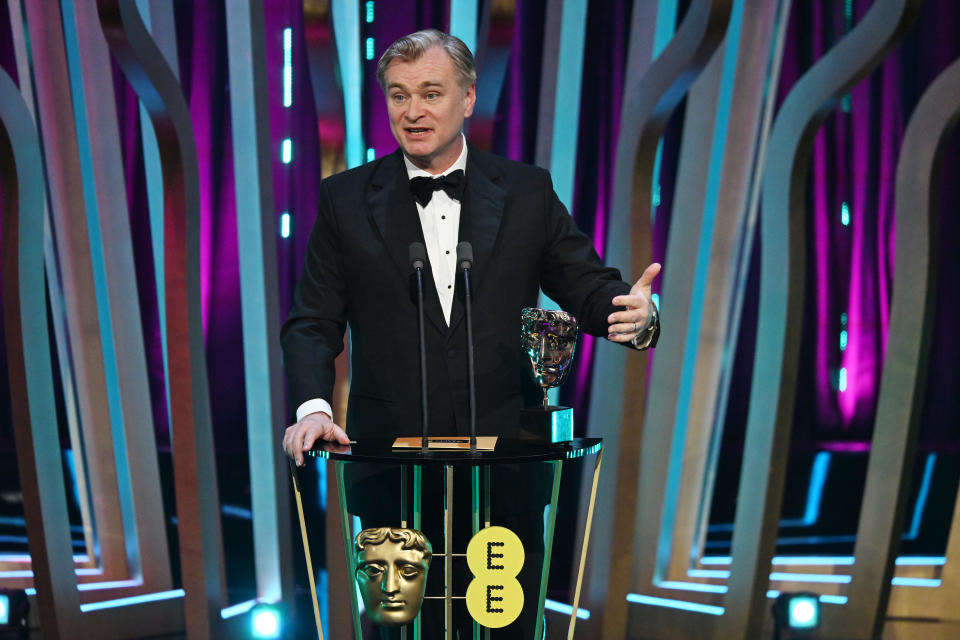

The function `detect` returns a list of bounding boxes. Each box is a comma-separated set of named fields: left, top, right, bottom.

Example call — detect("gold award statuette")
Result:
left=355, top=527, right=432, bottom=627
left=520, top=307, right=578, bottom=441
left=465, top=526, right=525, bottom=628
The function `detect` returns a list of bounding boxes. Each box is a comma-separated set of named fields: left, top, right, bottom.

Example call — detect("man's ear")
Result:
left=463, top=84, right=477, bottom=118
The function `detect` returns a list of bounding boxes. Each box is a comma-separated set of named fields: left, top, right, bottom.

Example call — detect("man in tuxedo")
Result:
left=281, top=29, right=660, bottom=463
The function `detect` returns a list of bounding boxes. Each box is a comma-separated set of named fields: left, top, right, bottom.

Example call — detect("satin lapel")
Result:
left=449, top=149, right=507, bottom=332
left=367, top=152, right=448, bottom=333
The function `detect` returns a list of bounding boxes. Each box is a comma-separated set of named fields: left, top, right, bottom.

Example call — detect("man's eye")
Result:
left=425, top=92, right=438, bottom=100
left=392, top=94, right=406, bottom=103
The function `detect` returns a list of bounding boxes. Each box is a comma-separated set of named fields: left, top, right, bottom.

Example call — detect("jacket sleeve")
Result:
left=537, top=171, right=631, bottom=338
left=279, top=180, right=348, bottom=416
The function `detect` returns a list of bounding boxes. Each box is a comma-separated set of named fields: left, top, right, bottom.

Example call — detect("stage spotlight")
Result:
left=0, top=588, right=29, bottom=639
left=773, top=591, right=820, bottom=638
left=249, top=603, right=282, bottom=638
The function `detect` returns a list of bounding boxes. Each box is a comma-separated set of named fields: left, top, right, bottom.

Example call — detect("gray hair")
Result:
left=376, top=29, right=477, bottom=92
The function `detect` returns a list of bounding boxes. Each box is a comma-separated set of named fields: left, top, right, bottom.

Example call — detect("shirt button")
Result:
left=447, top=285, right=452, bottom=289
left=447, top=349, right=456, bottom=358
left=445, top=250, right=450, bottom=254
left=441, top=215, right=446, bottom=219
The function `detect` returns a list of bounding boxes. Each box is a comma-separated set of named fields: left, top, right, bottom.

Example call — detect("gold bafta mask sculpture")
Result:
left=355, top=527, right=433, bottom=626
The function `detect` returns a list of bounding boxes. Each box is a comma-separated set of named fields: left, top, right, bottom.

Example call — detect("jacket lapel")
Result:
left=367, top=151, right=448, bottom=333
left=449, top=146, right=507, bottom=332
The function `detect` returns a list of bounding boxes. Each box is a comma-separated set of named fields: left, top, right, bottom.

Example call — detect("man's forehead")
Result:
left=384, top=47, right=457, bottom=82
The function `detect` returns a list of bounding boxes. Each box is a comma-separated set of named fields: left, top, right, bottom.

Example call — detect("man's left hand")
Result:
left=607, top=262, right=661, bottom=342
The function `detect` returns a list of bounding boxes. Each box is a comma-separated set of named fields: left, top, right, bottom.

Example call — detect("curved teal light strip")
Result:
left=60, top=0, right=138, bottom=554
left=658, top=0, right=744, bottom=571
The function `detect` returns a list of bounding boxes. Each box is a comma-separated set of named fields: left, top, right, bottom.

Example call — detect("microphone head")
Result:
left=456, top=241, right=473, bottom=270
left=409, top=242, right=427, bottom=269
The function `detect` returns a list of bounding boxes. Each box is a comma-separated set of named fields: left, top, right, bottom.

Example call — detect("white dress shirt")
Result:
left=295, top=135, right=468, bottom=423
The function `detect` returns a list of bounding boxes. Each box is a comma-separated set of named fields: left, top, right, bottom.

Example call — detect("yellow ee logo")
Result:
left=465, top=526, right=524, bottom=628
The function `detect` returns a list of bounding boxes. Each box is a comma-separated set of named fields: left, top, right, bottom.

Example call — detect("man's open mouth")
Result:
left=406, top=128, right=430, bottom=135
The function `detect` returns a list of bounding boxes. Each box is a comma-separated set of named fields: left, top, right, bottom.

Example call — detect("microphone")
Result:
left=457, top=242, right=478, bottom=449
left=409, top=242, right=429, bottom=452
left=409, top=242, right=426, bottom=270
left=457, top=242, right=473, bottom=270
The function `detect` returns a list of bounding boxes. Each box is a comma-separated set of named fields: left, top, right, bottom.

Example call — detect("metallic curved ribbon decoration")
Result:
left=586, top=1, right=732, bottom=638
left=721, top=1, right=922, bottom=638
left=836, top=54, right=960, bottom=638
left=97, top=2, right=226, bottom=636
left=0, top=66, right=80, bottom=640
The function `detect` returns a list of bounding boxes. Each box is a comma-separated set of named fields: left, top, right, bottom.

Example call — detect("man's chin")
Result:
left=401, top=147, right=439, bottom=170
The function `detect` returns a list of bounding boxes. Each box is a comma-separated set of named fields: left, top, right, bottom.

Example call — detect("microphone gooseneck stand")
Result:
left=409, top=242, right=429, bottom=453
left=457, top=242, right=478, bottom=451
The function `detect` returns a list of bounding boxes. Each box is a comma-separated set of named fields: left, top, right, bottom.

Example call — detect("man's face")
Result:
left=384, top=46, right=476, bottom=174
left=356, top=540, right=430, bottom=626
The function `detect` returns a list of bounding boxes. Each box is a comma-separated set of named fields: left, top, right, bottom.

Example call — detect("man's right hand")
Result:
left=282, top=412, right=351, bottom=466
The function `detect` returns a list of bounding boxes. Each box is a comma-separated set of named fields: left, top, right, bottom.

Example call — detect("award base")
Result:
left=518, top=406, right=574, bottom=442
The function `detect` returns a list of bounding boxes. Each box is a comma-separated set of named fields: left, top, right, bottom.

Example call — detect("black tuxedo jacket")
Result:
left=280, top=145, right=632, bottom=439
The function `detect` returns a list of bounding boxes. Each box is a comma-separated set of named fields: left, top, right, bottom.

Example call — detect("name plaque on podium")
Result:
left=290, top=438, right=603, bottom=640
left=391, top=436, right=499, bottom=451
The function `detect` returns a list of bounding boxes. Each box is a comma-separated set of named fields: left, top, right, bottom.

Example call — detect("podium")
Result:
left=291, top=438, right=603, bottom=640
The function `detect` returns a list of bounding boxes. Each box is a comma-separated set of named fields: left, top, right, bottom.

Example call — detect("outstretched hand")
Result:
left=607, top=262, right=661, bottom=343
left=282, top=411, right=350, bottom=466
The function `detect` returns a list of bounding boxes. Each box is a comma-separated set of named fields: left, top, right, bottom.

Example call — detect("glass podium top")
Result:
left=305, top=437, right=602, bottom=466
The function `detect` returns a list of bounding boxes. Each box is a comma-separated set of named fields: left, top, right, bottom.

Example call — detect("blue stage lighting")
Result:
left=0, top=588, right=28, bottom=635
left=250, top=603, right=281, bottom=638
left=773, top=591, right=820, bottom=638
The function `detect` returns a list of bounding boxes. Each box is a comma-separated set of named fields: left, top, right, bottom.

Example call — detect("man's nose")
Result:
left=405, top=97, right=424, bottom=120
left=382, top=566, right=401, bottom=594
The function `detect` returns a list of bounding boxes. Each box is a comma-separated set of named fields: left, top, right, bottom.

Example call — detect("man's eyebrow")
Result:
left=387, top=81, right=444, bottom=91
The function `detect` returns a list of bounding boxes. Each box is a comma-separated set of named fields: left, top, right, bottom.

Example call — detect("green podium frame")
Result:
left=291, top=438, right=603, bottom=640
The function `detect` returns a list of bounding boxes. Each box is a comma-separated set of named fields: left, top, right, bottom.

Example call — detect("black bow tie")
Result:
left=409, top=169, right=465, bottom=207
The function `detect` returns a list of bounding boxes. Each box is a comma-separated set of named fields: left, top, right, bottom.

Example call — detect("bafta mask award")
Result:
left=519, top=308, right=578, bottom=442
left=355, top=527, right=433, bottom=627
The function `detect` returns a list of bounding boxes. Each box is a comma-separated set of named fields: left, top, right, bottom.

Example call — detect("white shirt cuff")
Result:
left=296, top=398, right=334, bottom=423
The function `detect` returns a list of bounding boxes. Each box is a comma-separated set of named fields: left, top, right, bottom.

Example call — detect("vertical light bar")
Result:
left=840, top=311, right=848, bottom=350
left=365, top=1, right=374, bottom=22
left=280, top=213, right=291, bottom=238
left=449, top=0, right=478, bottom=58
left=281, top=138, right=293, bottom=163
left=656, top=0, right=746, bottom=580
left=282, top=28, right=293, bottom=108
left=134, top=0, right=177, bottom=416
left=649, top=0, right=680, bottom=221
left=332, top=0, right=364, bottom=168
left=60, top=0, right=141, bottom=574
left=366, top=147, right=375, bottom=162
left=839, top=367, right=848, bottom=392
left=547, top=0, right=589, bottom=212
left=537, top=0, right=589, bottom=353
left=364, top=37, right=374, bottom=60
left=841, top=201, right=851, bottom=226
left=225, top=0, right=295, bottom=605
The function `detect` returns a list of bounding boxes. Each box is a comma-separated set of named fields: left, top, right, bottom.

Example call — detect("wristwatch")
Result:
left=630, top=298, right=660, bottom=351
